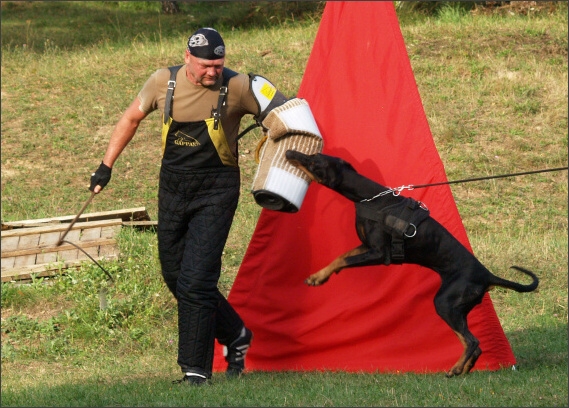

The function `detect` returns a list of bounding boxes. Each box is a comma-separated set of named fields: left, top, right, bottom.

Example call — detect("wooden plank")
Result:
left=1, top=263, right=64, bottom=282
left=1, top=213, right=124, bottom=282
left=1, top=238, right=118, bottom=258
left=2, top=222, right=61, bottom=230
left=1, top=256, right=15, bottom=270
left=63, top=229, right=81, bottom=243
left=35, top=250, right=59, bottom=265
left=2, top=236, right=19, bottom=251
left=1, top=252, right=119, bottom=282
left=18, top=234, right=40, bottom=248
left=101, top=224, right=121, bottom=239
left=58, top=248, right=79, bottom=262
left=79, top=226, right=102, bottom=242
left=1, top=219, right=123, bottom=239
left=14, top=254, right=37, bottom=268
left=1, top=207, right=150, bottom=228
left=38, top=231, right=61, bottom=247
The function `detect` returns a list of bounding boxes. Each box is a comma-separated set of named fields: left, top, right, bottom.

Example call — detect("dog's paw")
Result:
left=445, top=366, right=463, bottom=378
left=305, top=273, right=329, bottom=286
left=304, top=277, right=320, bottom=286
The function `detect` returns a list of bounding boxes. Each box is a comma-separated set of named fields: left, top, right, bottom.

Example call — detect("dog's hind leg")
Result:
left=305, top=245, right=383, bottom=286
left=446, top=329, right=481, bottom=377
left=434, top=293, right=481, bottom=377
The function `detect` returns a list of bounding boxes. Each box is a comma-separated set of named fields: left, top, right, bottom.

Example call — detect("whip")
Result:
left=55, top=191, right=96, bottom=246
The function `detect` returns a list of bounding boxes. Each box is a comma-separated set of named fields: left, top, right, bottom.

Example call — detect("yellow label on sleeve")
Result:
left=260, top=83, right=276, bottom=100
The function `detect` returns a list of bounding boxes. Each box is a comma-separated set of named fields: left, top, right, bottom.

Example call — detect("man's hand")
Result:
left=89, top=162, right=112, bottom=193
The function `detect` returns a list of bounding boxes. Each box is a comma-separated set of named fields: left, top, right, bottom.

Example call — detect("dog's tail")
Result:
left=491, top=266, right=539, bottom=293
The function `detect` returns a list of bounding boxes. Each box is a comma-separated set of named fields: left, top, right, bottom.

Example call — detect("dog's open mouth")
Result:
left=285, top=150, right=317, bottom=182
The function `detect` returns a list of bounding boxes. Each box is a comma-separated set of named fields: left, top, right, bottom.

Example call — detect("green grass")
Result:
left=1, top=1, right=567, bottom=406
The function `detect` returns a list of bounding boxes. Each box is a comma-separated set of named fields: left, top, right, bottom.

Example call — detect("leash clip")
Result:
left=392, top=185, right=414, bottom=196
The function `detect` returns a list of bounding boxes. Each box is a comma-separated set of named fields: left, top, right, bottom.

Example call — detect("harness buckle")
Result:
left=167, top=80, right=176, bottom=90
left=213, top=85, right=229, bottom=130
left=212, top=110, right=221, bottom=130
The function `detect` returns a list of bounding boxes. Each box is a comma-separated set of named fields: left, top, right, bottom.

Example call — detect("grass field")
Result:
left=1, top=1, right=567, bottom=406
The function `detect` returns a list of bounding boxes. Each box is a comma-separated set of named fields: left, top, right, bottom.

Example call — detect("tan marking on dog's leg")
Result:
left=305, top=247, right=368, bottom=286
left=446, top=332, right=468, bottom=378
left=447, top=331, right=481, bottom=377
left=461, top=346, right=482, bottom=375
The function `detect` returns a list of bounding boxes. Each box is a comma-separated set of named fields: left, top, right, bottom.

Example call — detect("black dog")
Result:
left=285, top=150, right=539, bottom=377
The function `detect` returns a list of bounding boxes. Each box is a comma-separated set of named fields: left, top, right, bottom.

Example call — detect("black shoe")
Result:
left=224, top=326, right=253, bottom=377
left=174, top=372, right=208, bottom=386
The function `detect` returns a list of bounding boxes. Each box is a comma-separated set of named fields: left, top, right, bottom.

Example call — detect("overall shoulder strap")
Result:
left=213, top=68, right=239, bottom=130
left=164, top=64, right=183, bottom=125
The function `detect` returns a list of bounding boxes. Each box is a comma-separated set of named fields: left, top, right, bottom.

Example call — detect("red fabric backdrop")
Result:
left=213, top=1, right=515, bottom=373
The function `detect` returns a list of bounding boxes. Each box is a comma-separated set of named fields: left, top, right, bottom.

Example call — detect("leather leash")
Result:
left=55, top=191, right=96, bottom=246
left=411, top=166, right=568, bottom=189
left=361, top=166, right=568, bottom=202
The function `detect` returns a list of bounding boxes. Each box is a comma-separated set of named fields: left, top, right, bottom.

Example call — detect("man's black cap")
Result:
left=187, top=27, right=225, bottom=60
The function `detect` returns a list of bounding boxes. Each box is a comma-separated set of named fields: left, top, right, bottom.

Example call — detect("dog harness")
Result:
left=355, top=197, right=430, bottom=263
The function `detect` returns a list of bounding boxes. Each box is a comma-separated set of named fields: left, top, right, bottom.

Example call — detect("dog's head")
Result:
left=285, top=150, right=356, bottom=190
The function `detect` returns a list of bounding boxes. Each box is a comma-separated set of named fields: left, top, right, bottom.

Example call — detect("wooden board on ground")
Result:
left=1, top=219, right=123, bottom=283
left=1, top=207, right=151, bottom=230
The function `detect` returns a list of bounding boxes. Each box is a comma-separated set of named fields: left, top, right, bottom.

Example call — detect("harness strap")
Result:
left=356, top=197, right=430, bottom=263
left=213, top=68, right=238, bottom=130
left=164, top=64, right=183, bottom=125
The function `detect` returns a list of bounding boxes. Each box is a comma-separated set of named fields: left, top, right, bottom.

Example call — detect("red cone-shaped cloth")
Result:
left=213, top=1, right=515, bottom=374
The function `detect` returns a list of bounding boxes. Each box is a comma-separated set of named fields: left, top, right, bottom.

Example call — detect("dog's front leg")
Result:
left=305, top=245, right=377, bottom=286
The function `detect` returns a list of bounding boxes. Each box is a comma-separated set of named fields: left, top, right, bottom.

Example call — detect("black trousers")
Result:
left=157, top=165, right=244, bottom=376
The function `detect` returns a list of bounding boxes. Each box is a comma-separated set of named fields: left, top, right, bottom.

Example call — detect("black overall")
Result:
left=157, top=66, right=244, bottom=376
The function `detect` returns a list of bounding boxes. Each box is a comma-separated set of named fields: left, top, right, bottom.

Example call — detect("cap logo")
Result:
left=213, top=45, right=225, bottom=57
left=189, top=33, right=208, bottom=48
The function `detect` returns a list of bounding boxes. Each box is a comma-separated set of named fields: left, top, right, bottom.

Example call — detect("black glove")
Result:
left=89, top=162, right=112, bottom=192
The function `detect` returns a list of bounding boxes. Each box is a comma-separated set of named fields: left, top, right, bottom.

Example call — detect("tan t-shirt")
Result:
left=137, top=64, right=260, bottom=159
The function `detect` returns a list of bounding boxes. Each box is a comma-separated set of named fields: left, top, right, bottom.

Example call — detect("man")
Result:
left=89, top=27, right=287, bottom=385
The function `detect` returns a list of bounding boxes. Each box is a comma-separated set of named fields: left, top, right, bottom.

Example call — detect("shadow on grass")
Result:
left=506, top=322, right=568, bottom=371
